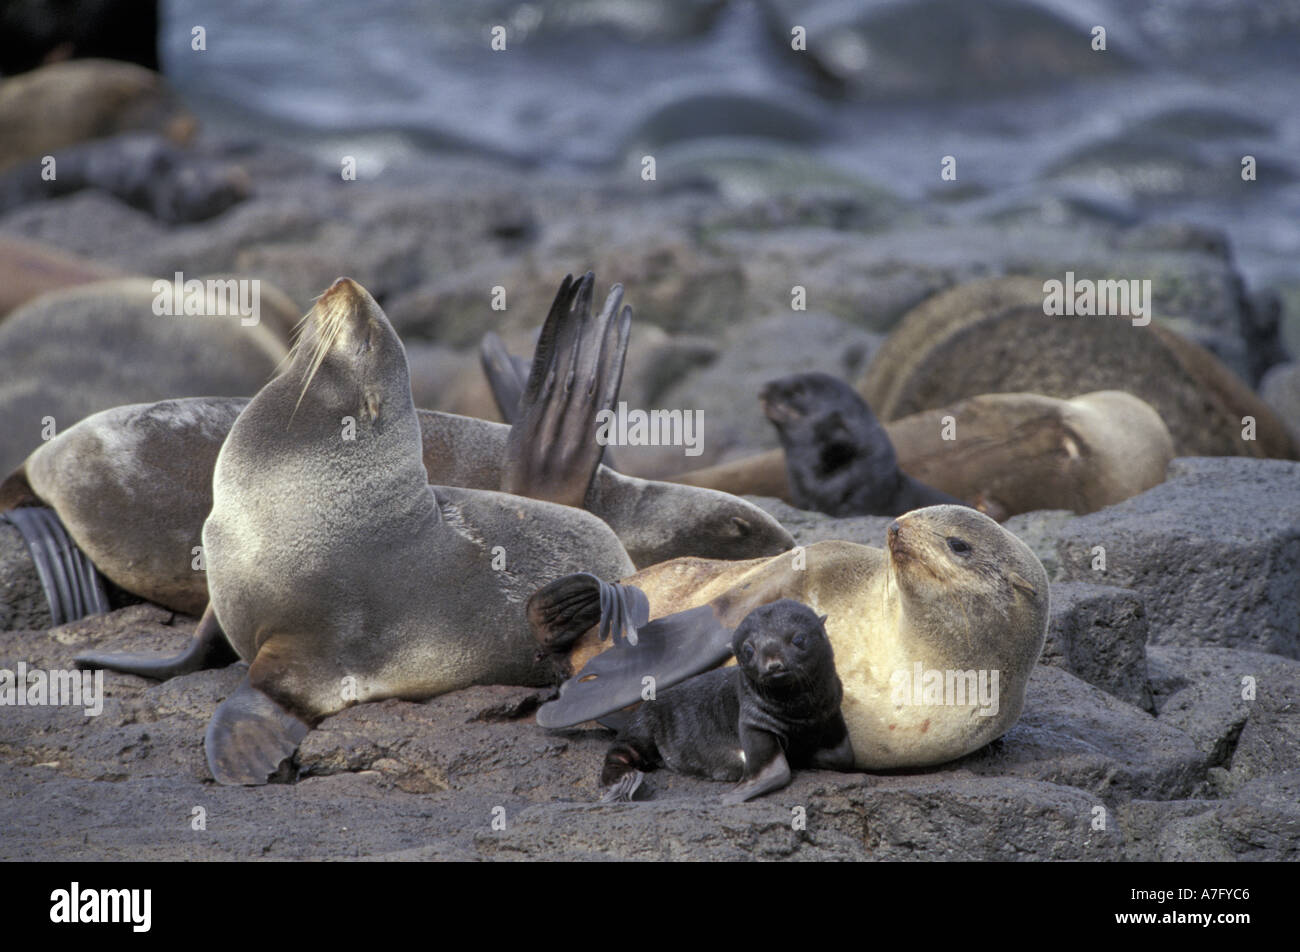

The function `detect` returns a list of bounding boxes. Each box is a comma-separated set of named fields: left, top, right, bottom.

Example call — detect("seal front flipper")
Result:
left=205, top=675, right=311, bottom=786
left=502, top=272, right=631, bottom=508
left=807, top=731, right=856, bottom=772
left=535, top=601, right=734, bottom=729
left=75, top=603, right=238, bottom=680
left=721, top=727, right=791, bottom=805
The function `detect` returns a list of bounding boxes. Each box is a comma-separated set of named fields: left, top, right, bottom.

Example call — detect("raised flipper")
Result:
left=535, top=599, right=735, bottom=729
left=479, top=331, right=532, bottom=426
left=3, top=505, right=109, bottom=625
left=75, top=602, right=238, bottom=680
left=484, top=327, right=621, bottom=471
left=501, top=272, right=631, bottom=508
left=204, top=675, right=312, bottom=785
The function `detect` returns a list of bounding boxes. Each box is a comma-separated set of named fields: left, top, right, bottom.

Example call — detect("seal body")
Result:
left=600, top=599, right=853, bottom=802
left=669, top=388, right=1174, bottom=519
left=760, top=371, right=961, bottom=516
left=534, top=505, right=1049, bottom=770
left=195, top=277, right=635, bottom=783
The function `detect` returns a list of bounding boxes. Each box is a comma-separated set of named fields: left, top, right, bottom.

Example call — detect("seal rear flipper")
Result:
left=205, top=675, right=311, bottom=786
left=528, top=572, right=650, bottom=653
left=480, top=331, right=529, bottom=426
left=3, top=505, right=109, bottom=625
left=535, top=603, right=734, bottom=729
left=75, top=603, right=238, bottom=680
left=502, top=272, right=631, bottom=508
left=600, top=769, right=645, bottom=803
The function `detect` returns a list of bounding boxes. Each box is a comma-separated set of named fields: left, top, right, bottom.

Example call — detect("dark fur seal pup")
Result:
left=600, top=599, right=854, bottom=804
left=761, top=372, right=962, bottom=517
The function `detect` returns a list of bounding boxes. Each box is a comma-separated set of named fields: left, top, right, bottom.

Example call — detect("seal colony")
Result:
left=6, top=270, right=1048, bottom=793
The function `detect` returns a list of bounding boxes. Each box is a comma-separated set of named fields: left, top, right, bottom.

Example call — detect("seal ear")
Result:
left=1008, top=571, right=1038, bottom=599
left=817, top=613, right=829, bottom=626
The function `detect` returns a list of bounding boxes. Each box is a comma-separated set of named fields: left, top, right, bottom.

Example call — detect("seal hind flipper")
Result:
left=2, top=505, right=109, bottom=625
left=204, top=675, right=311, bottom=785
left=535, top=603, right=734, bottom=729
left=480, top=331, right=529, bottom=426
left=502, top=272, right=631, bottom=507
left=75, top=603, right=238, bottom=680
left=528, top=572, right=649, bottom=653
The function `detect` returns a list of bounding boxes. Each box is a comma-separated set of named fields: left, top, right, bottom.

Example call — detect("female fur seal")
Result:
left=760, top=371, right=961, bottom=516
left=531, top=504, right=1049, bottom=770
left=600, top=598, right=854, bottom=804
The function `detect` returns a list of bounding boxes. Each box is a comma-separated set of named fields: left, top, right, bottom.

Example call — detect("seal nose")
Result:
left=763, top=655, right=785, bottom=675
left=888, top=521, right=901, bottom=541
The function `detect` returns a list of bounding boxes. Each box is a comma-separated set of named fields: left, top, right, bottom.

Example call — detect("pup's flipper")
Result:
left=528, top=572, right=649, bottom=654
left=480, top=331, right=532, bottom=426
left=501, top=272, right=630, bottom=508
left=3, top=505, right=109, bottom=625
left=536, top=602, right=734, bottom=729
left=204, top=675, right=311, bottom=785
left=601, top=769, right=645, bottom=803
left=75, top=603, right=238, bottom=680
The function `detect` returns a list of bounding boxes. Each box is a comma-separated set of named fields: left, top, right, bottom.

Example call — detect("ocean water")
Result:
left=159, top=0, right=1300, bottom=293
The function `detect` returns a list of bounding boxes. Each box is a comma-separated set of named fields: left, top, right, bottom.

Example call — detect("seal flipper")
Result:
left=75, top=603, right=238, bottom=680
left=3, top=505, right=110, bottom=625
left=535, top=602, right=734, bottom=729
left=528, top=572, right=649, bottom=653
left=479, top=331, right=530, bottom=426
left=502, top=272, right=631, bottom=508
left=205, top=675, right=311, bottom=785
left=484, top=327, right=621, bottom=470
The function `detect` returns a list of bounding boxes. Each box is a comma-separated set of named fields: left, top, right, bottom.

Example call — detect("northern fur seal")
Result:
left=669, top=389, right=1174, bottom=519
left=858, top=276, right=1296, bottom=460
left=91, top=275, right=637, bottom=784
left=600, top=598, right=854, bottom=803
left=760, top=371, right=961, bottom=516
left=532, top=504, right=1049, bottom=769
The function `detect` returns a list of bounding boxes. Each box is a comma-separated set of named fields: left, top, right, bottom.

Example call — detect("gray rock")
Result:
left=1001, top=509, right=1077, bottom=580
left=953, top=665, right=1204, bottom=803
left=1149, top=644, right=1300, bottom=794
left=1058, top=457, right=1300, bottom=658
left=1042, top=582, right=1152, bottom=709
left=744, top=496, right=894, bottom=548
left=1119, top=771, right=1300, bottom=861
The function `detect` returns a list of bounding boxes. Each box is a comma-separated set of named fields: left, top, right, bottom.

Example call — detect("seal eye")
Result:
left=791, top=633, right=806, bottom=649
left=947, top=536, right=971, bottom=556
left=740, top=642, right=755, bottom=663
